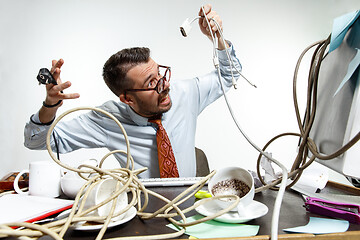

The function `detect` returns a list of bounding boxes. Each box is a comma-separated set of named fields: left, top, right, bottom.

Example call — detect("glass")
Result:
left=125, top=65, right=171, bottom=95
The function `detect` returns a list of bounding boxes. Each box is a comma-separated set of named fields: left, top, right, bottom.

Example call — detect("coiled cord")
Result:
left=256, top=35, right=360, bottom=192
left=202, top=6, right=360, bottom=239
left=0, top=107, right=244, bottom=240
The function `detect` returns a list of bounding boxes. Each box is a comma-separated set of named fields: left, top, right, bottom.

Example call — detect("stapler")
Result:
left=305, top=197, right=360, bottom=224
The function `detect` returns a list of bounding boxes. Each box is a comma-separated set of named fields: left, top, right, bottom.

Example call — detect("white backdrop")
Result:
left=1, top=0, right=359, bottom=178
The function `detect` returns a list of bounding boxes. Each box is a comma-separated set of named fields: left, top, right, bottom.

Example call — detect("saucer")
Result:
left=195, top=199, right=268, bottom=223
left=59, top=206, right=137, bottom=231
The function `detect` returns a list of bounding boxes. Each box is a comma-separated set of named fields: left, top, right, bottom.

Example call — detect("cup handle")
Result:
left=13, top=170, right=29, bottom=194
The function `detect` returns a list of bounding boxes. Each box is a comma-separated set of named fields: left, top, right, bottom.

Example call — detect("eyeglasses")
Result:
left=125, top=65, right=171, bottom=95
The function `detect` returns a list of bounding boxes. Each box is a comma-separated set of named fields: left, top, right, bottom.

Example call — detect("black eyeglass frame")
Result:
left=124, top=65, right=171, bottom=96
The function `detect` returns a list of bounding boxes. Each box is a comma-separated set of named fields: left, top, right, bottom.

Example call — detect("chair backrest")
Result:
left=195, top=147, right=210, bottom=177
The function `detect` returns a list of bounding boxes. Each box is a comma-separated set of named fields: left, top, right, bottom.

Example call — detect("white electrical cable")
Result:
left=200, top=6, right=256, bottom=89
left=201, top=7, right=218, bottom=63
left=215, top=66, right=288, bottom=239
left=200, top=7, right=288, bottom=240
left=211, top=19, right=257, bottom=89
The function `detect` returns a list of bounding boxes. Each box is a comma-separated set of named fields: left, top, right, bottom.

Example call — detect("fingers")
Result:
left=51, top=59, right=64, bottom=84
left=63, top=92, right=81, bottom=100
left=44, top=59, right=80, bottom=107
left=51, top=59, right=64, bottom=73
left=198, top=4, right=211, bottom=30
left=199, top=4, right=211, bottom=17
left=204, top=12, right=222, bottom=33
left=46, top=81, right=80, bottom=102
left=60, top=82, right=81, bottom=100
left=49, top=81, right=77, bottom=96
left=198, top=4, right=223, bottom=38
left=49, top=81, right=71, bottom=93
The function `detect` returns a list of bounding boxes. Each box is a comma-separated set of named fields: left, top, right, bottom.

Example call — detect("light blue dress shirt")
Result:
left=24, top=43, right=241, bottom=178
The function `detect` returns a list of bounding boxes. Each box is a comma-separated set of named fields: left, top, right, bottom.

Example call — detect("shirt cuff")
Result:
left=32, top=111, right=41, bottom=123
left=217, top=40, right=234, bottom=60
left=30, top=111, right=55, bottom=126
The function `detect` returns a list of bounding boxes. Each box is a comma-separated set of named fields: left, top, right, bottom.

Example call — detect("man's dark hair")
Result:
left=103, top=47, right=150, bottom=96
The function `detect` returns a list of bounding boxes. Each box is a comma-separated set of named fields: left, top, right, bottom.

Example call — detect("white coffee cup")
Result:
left=208, top=167, right=255, bottom=216
left=13, top=161, right=62, bottom=198
left=82, top=178, right=128, bottom=221
left=60, top=159, right=98, bottom=199
left=60, top=172, right=87, bottom=199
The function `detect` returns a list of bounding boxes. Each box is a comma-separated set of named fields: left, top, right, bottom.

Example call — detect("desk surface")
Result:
left=37, top=182, right=360, bottom=240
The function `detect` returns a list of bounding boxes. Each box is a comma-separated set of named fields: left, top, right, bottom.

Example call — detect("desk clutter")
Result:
left=1, top=100, right=360, bottom=240
left=0, top=106, right=272, bottom=239
left=0, top=167, right=252, bottom=239
left=1, top=167, right=360, bottom=240
left=0, top=165, right=274, bottom=239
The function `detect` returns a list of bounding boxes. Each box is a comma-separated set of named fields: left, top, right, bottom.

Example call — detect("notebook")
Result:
left=0, top=194, right=74, bottom=225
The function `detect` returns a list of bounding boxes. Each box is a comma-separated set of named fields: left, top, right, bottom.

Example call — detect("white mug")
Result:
left=13, top=161, right=62, bottom=198
left=61, top=158, right=99, bottom=199
left=208, top=167, right=255, bottom=216
left=82, top=178, right=128, bottom=221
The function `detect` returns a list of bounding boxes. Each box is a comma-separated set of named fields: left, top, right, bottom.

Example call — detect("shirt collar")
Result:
left=126, top=105, right=149, bottom=126
left=125, top=104, right=168, bottom=126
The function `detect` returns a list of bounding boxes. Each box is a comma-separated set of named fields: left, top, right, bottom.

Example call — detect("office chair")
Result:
left=195, top=147, right=210, bottom=177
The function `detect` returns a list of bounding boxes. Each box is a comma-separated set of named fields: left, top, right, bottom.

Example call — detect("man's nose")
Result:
left=163, top=78, right=170, bottom=89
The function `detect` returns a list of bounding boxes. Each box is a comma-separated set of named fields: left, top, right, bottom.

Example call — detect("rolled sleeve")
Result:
left=217, top=41, right=242, bottom=86
left=24, top=113, right=52, bottom=150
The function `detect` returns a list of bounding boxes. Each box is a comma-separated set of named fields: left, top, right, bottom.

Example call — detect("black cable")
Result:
left=53, top=132, right=60, bottom=160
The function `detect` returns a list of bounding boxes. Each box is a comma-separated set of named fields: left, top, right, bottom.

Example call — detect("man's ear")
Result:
left=119, top=93, right=133, bottom=105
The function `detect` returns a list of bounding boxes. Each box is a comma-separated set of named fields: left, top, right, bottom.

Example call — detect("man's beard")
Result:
left=132, top=89, right=172, bottom=118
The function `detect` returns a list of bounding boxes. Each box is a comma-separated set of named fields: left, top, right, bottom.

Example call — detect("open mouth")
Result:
left=160, top=94, right=169, bottom=104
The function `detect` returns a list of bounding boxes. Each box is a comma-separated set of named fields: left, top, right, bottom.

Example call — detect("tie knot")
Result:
left=148, top=118, right=162, bottom=126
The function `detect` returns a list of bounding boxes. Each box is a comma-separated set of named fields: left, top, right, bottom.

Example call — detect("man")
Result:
left=24, top=4, right=241, bottom=178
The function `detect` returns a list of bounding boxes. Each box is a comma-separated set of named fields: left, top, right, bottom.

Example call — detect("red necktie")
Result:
left=149, top=119, right=179, bottom=178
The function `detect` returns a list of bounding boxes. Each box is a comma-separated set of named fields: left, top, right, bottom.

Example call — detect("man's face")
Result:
left=122, top=58, right=172, bottom=118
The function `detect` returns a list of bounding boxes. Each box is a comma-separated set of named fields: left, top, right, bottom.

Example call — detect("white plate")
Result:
left=195, top=199, right=268, bottom=223
left=59, top=206, right=137, bottom=231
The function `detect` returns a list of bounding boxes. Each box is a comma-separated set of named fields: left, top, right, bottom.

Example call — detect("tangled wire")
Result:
left=0, top=107, right=242, bottom=240
left=1, top=34, right=359, bottom=240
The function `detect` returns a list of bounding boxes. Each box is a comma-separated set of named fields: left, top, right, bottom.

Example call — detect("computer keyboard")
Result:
left=139, top=177, right=208, bottom=187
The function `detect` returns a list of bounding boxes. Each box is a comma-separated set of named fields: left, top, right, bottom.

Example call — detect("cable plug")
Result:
left=180, top=18, right=192, bottom=37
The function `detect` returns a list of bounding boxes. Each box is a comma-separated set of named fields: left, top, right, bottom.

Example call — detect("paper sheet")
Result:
left=283, top=217, right=349, bottom=234
left=329, top=10, right=360, bottom=53
left=291, top=162, right=329, bottom=193
left=262, top=156, right=329, bottom=193
left=167, top=215, right=259, bottom=239
left=0, top=194, right=74, bottom=224
left=334, top=48, right=360, bottom=96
